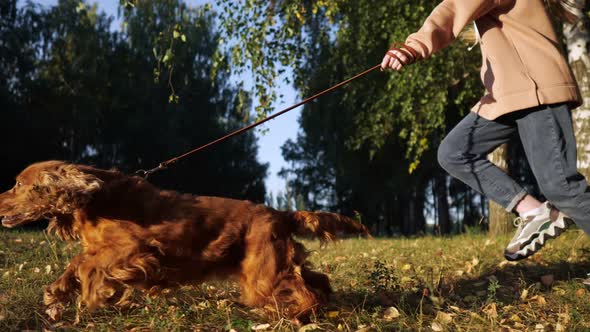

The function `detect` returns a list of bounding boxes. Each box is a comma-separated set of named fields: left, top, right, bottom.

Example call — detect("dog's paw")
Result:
left=45, top=303, right=64, bottom=321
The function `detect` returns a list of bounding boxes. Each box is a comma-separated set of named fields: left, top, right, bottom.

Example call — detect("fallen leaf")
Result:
left=510, top=314, right=522, bottom=322
left=327, top=311, right=339, bottom=318
left=252, top=323, right=271, bottom=331
left=575, top=288, right=586, bottom=297
left=538, top=295, right=547, bottom=306
left=555, top=323, right=565, bottom=332
left=402, top=264, right=412, bottom=271
left=45, top=305, right=63, bottom=321
left=483, top=303, right=498, bottom=319
left=449, top=306, right=462, bottom=313
left=298, top=323, right=321, bottom=332
left=435, top=311, right=453, bottom=324
left=355, top=325, right=371, bottom=332
left=498, top=260, right=518, bottom=268
left=383, top=306, right=400, bottom=320
left=535, top=324, right=545, bottom=331
left=520, top=289, right=528, bottom=301
left=431, top=321, right=444, bottom=332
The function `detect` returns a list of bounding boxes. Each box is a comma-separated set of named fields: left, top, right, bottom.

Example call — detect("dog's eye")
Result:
left=15, top=181, right=23, bottom=188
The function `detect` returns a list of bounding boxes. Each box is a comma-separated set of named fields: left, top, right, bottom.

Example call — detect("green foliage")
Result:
left=0, top=0, right=267, bottom=201
left=368, top=260, right=396, bottom=292
left=215, top=0, right=486, bottom=233
left=215, top=0, right=482, bottom=164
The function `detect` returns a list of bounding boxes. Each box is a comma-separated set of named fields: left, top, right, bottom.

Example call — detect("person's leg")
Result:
left=439, top=111, right=570, bottom=261
left=516, top=103, right=590, bottom=236
left=438, top=112, right=526, bottom=210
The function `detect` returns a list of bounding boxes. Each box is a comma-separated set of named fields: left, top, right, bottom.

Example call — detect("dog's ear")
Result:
left=35, top=164, right=103, bottom=214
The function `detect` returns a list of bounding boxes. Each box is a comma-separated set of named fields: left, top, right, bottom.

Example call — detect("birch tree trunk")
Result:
left=563, top=2, right=590, bottom=176
left=488, top=144, right=514, bottom=235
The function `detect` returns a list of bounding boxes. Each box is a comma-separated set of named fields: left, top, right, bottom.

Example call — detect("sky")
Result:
left=30, top=0, right=300, bottom=196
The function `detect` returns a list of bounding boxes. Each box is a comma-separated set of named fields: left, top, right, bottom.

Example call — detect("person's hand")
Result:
left=381, top=46, right=415, bottom=71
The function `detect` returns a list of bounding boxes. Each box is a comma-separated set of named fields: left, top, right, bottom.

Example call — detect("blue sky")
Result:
left=31, top=0, right=300, bottom=196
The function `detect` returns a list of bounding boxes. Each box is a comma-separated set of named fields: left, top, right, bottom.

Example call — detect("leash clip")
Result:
left=134, top=163, right=168, bottom=179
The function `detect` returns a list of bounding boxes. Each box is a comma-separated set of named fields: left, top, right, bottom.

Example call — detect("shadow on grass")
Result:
left=326, top=248, right=590, bottom=317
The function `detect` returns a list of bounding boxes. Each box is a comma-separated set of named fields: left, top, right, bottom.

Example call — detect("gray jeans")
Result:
left=438, top=103, right=590, bottom=236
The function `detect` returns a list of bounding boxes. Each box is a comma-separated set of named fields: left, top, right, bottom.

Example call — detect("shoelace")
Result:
left=513, top=216, right=524, bottom=228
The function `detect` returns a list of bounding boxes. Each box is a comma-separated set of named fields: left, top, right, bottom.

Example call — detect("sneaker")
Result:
left=583, top=274, right=590, bottom=288
left=504, top=202, right=574, bottom=261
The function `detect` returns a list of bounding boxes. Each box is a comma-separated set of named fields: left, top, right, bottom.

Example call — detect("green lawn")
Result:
left=1, top=227, right=590, bottom=331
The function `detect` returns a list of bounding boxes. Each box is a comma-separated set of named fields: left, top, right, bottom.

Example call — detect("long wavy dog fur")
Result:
left=0, top=161, right=370, bottom=320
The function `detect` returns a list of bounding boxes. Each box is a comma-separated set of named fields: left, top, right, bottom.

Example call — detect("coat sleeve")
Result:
left=404, top=0, right=500, bottom=60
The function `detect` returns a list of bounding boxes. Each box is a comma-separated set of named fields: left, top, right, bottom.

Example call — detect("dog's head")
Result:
left=0, top=161, right=103, bottom=228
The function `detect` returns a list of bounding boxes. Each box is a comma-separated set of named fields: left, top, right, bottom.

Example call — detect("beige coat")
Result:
left=405, top=0, right=582, bottom=120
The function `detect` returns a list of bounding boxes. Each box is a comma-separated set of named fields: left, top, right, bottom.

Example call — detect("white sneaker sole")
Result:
left=504, top=217, right=573, bottom=261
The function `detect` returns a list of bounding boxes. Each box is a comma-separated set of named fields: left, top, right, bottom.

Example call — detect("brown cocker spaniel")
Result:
left=0, top=161, right=370, bottom=320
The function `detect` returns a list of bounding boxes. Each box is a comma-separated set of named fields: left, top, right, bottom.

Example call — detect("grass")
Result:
left=1, top=227, right=590, bottom=331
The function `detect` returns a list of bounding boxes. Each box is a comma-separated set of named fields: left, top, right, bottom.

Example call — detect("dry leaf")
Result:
left=576, top=288, right=586, bottom=297
left=483, top=303, right=498, bottom=319
left=436, top=311, right=453, bottom=324
left=449, top=306, right=462, bottom=313
left=298, top=323, right=321, bottom=332
left=252, top=323, right=271, bottom=331
left=535, top=324, right=545, bottom=331
left=327, top=311, right=339, bottom=318
left=537, top=295, right=547, bottom=306
left=354, top=325, right=371, bottom=332
left=45, top=305, right=63, bottom=321
left=514, top=322, right=526, bottom=329
left=520, top=289, right=529, bottom=301
left=383, top=306, right=400, bottom=320
left=431, top=321, right=444, bottom=332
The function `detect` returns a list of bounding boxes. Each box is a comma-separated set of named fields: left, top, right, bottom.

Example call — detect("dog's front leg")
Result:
left=43, top=254, right=87, bottom=320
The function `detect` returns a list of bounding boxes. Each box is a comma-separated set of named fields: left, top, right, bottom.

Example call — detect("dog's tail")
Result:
left=289, top=211, right=371, bottom=243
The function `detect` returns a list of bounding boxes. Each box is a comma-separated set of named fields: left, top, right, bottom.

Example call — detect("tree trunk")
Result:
left=565, top=9, right=590, bottom=177
left=434, top=171, right=451, bottom=234
left=488, top=143, right=514, bottom=235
